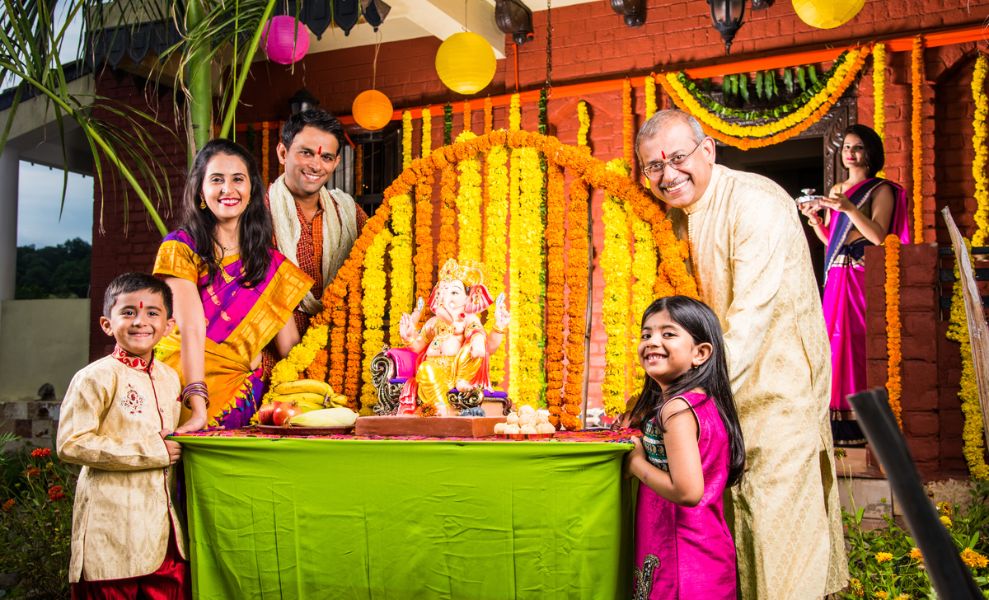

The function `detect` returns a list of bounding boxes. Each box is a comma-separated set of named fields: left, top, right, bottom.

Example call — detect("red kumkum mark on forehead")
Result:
left=317, top=146, right=322, bottom=155
left=139, top=301, right=143, bottom=309
left=661, top=150, right=666, bottom=160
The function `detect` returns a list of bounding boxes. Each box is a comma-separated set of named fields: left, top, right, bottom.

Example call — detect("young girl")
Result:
left=623, top=295, right=745, bottom=599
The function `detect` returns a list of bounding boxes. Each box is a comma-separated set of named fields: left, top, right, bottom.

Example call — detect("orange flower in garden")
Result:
left=961, top=548, right=988, bottom=569
left=31, top=447, right=51, bottom=458
left=25, top=467, right=40, bottom=478
left=2, top=498, right=14, bottom=512
left=909, top=547, right=923, bottom=562
left=47, top=485, right=65, bottom=502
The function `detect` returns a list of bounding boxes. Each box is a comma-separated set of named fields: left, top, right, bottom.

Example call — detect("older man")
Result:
left=635, top=110, right=847, bottom=599
left=268, top=109, right=367, bottom=334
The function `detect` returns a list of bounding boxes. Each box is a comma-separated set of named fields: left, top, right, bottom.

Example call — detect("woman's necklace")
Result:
left=213, top=238, right=240, bottom=283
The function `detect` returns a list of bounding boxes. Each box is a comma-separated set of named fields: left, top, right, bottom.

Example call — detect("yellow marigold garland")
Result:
left=562, top=177, right=590, bottom=430
left=402, top=110, right=412, bottom=170
left=509, top=93, right=521, bottom=131
left=645, top=73, right=657, bottom=120
left=660, top=46, right=871, bottom=149
left=415, top=107, right=435, bottom=299
left=947, top=239, right=989, bottom=479
left=883, top=235, right=903, bottom=429
left=972, top=54, right=989, bottom=246
left=630, top=211, right=657, bottom=393
left=602, top=158, right=633, bottom=416
left=545, top=162, right=567, bottom=424
left=509, top=144, right=546, bottom=407
left=911, top=35, right=925, bottom=244
left=483, top=142, right=509, bottom=384
left=577, top=100, right=590, bottom=148
left=622, top=78, right=634, bottom=165
left=455, top=131, right=482, bottom=263
left=421, top=107, right=432, bottom=156
left=345, top=271, right=363, bottom=407
left=872, top=44, right=886, bottom=178
left=361, top=227, right=392, bottom=411
left=388, top=193, right=414, bottom=346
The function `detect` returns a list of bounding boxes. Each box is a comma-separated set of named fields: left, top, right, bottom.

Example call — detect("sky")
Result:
left=10, top=3, right=93, bottom=247
left=16, top=161, right=93, bottom=247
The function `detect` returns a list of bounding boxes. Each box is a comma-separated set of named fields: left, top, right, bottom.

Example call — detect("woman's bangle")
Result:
left=181, top=381, right=210, bottom=409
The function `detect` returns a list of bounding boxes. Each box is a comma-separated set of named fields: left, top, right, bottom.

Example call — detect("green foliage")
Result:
left=15, top=238, right=90, bottom=299
left=841, top=481, right=989, bottom=598
left=0, top=437, right=77, bottom=599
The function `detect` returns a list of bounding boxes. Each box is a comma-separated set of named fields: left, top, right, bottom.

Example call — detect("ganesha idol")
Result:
left=386, top=258, right=510, bottom=417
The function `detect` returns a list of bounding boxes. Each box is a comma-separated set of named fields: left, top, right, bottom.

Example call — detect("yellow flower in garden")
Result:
left=961, top=548, right=989, bottom=569
left=874, top=591, right=888, bottom=600
left=874, top=552, right=893, bottom=564
left=909, top=547, right=923, bottom=562
left=940, top=515, right=953, bottom=528
left=894, top=595, right=909, bottom=600
left=936, top=501, right=953, bottom=517
left=849, top=577, right=864, bottom=598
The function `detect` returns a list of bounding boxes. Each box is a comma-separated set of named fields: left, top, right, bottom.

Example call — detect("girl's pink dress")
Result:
left=633, top=391, right=736, bottom=600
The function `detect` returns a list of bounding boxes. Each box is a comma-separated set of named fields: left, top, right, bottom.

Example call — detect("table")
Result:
left=178, top=433, right=634, bottom=600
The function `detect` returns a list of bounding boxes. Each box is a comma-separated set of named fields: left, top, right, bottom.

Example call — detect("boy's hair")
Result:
left=280, top=108, right=345, bottom=153
left=103, top=273, right=174, bottom=318
left=628, top=295, right=746, bottom=487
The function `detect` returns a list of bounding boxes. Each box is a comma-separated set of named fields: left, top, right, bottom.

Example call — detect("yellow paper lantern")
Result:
left=352, top=90, right=394, bottom=131
left=435, top=32, right=497, bottom=95
left=792, top=0, right=864, bottom=29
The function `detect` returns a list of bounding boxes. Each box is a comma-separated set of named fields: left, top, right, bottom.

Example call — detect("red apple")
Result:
left=272, top=402, right=301, bottom=426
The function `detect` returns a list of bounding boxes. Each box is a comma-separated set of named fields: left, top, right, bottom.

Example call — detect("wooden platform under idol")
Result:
left=354, top=416, right=506, bottom=438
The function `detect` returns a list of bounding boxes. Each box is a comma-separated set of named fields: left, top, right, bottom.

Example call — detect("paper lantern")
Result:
left=435, top=32, right=497, bottom=95
left=792, top=0, right=864, bottom=29
left=263, top=16, right=310, bottom=65
left=352, top=90, right=394, bottom=131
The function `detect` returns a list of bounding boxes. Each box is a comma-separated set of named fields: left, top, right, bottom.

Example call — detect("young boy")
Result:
left=57, top=272, right=189, bottom=598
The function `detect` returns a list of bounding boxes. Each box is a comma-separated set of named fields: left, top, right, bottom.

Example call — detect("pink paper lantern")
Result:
left=263, top=16, right=310, bottom=65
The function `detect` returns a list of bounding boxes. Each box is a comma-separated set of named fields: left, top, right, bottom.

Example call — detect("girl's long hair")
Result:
left=627, top=296, right=746, bottom=486
left=178, top=139, right=273, bottom=287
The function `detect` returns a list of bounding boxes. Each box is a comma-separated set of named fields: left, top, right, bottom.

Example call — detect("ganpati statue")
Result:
left=397, top=258, right=510, bottom=416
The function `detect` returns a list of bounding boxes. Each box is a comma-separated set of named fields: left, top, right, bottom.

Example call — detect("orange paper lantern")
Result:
left=352, top=90, right=394, bottom=131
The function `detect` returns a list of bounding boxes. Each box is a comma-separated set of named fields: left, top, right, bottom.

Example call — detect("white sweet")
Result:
left=506, top=413, right=519, bottom=425
left=535, top=411, right=550, bottom=425
left=519, top=404, right=536, bottom=416
left=520, top=424, right=538, bottom=435
left=493, top=422, right=507, bottom=434
left=504, top=423, right=521, bottom=434
left=536, top=422, right=556, bottom=434
left=518, top=413, right=534, bottom=426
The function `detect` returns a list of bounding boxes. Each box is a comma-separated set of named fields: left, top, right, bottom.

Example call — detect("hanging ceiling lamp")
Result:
left=262, top=16, right=311, bottom=65
left=352, top=39, right=393, bottom=131
left=792, top=0, right=864, bottom=29
left=706, top=0, right=746, bottom=55
left=435, top=32, right=496, bottom=95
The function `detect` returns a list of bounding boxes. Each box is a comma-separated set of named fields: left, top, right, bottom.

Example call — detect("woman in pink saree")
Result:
left=800, top=124, right=910, bottom=445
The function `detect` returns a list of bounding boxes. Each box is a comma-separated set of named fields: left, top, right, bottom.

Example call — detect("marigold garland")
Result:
left=602, top=158, right=633, bottom=417
left=630, top=211, right=657, bottom=393
left=463, top=100, right=472, bottom=133
left=402, top=110, right=413, bottom=170
left=911, top=36, right=925, bottom=244
left=345, top=271, right=363, bottom=407
left=414, top=174, right=434, bottom=301
left=972, top=54, right=989, bottom=246
left=947, top=239, right=989, bottom=479
left=361, top=227, right=392, bottom=411
left=421, top=108, right=432, bottom=157
left=622, top=79, right=634, bottom=165
left=436, top=163, right=458, bottom=264
left=645, top=74, right=657, bottom=120
left=660, top=46, right=871, bottom=149
left=509, top=93, right=521, bottom=131
left=561, top=177, right=590, bottom=431
left=545, top=162, right=567, bottom=425
left=577, top=100, right=590, bottom=149
left=872, top=44, right=886, bottom=178
left=455, top=131, right=482, bottom=263
left=483, top=142, right=509, bottom=384
left=388, top=193, right=414, bottom=346
left=509, top=144, right=546, bottom=407
left=484, top=97, right=493, bottom=134
left=883, top=234, right=903, bottom=430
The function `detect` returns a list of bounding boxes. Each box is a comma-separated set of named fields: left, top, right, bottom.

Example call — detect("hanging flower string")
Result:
left=660, top=46, right=871, bottom=149
left=484, top=141, right=509, bottom=384
left=509, top=93, right=521, bottom=131
left=883, top=235, right=903, bottom=429
left=972, top=54, right=988, bottom=246
left=577, top=100, right=590, bottom=148
left=622, top=78, right=634, bottom=165
left=388, top=192, right=414, bottom=345
left=360, top=228, right=392, bottom=410
left=455, top=131, right=483, bottom=263
left=645, top=74, right=657, bottom=120
left=345, top=270, right=363, bottom=406
left=911, top=35, right=925, bottom=243
left=947, top=238, right=989, bottom=479
left=602, top=158, right=633, bottom=416
left=484, top=96, right=493, bottom=134
left=872, top=44, right=886, bottom=178
left=545, top=161, right=567, bottom=424
left=402, top=110, right=413, bottom=170
left=463, top=100, right=472, bottom=133
left=436, top=161, right=458, bottom=264
left=415, top=108, right=434, bottom=299
left=562, top=176, right=590, bottom=430
left=630, top=210, right=657, bottom=393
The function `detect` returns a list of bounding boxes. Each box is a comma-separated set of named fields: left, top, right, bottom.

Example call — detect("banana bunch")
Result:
left=269, top=379, right=349, bottom=411
left=289, top=407, right=358, bottom=428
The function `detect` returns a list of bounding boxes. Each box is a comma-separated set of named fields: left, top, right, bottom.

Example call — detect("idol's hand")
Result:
left=494, top=293, right=510, bottom=330
left=399, top=312, right=418, bottom=343
left=470, top=333, right=486, bottom=359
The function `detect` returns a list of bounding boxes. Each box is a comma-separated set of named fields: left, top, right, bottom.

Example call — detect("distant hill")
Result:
left=16, top=238, right=91, bottom=299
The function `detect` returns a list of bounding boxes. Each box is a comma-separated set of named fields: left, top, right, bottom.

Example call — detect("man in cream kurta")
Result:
left=637, top=110, right=847, bottom=599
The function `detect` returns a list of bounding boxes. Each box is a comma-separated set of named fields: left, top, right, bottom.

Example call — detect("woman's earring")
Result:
left=200, top=196, right=207, bottom=210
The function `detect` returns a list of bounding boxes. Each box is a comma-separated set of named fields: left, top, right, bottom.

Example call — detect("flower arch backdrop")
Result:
left=266, top=126, right=697, bottom=430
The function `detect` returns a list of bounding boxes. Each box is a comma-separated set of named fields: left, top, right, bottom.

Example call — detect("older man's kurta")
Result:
left=669, top=164, right=847, bottom=599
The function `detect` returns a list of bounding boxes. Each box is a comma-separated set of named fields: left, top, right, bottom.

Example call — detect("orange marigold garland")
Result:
left=883, top=234, right=903, bottom=429
left=463, top=100, right=472, bottom=133
left=345, top=269, right=363, bottom=408
left=415, top=107, right=435, bottom=301
left=561, top=177, right=590, bottom=430
left=545, top=162, right=567, bottom=423
left=402, top=110, right=413, bottom=170
left=911, top=35, right=925, bottom=244
left=484, top=97, right=493, bottom=134
left=436, top=163, right=458, bottom=264
left=622, top=78, right=634, bottom=165
left=361, top=227, right=392, bottom=411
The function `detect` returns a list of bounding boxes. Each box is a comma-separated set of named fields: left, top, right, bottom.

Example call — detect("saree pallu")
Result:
left=154, top=230, right=312, bottom=428
left=822, top=178, right=910, bottom=444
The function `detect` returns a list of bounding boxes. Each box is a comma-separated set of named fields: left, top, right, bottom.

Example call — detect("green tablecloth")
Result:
left=178, top=436, right=633, bottom=600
